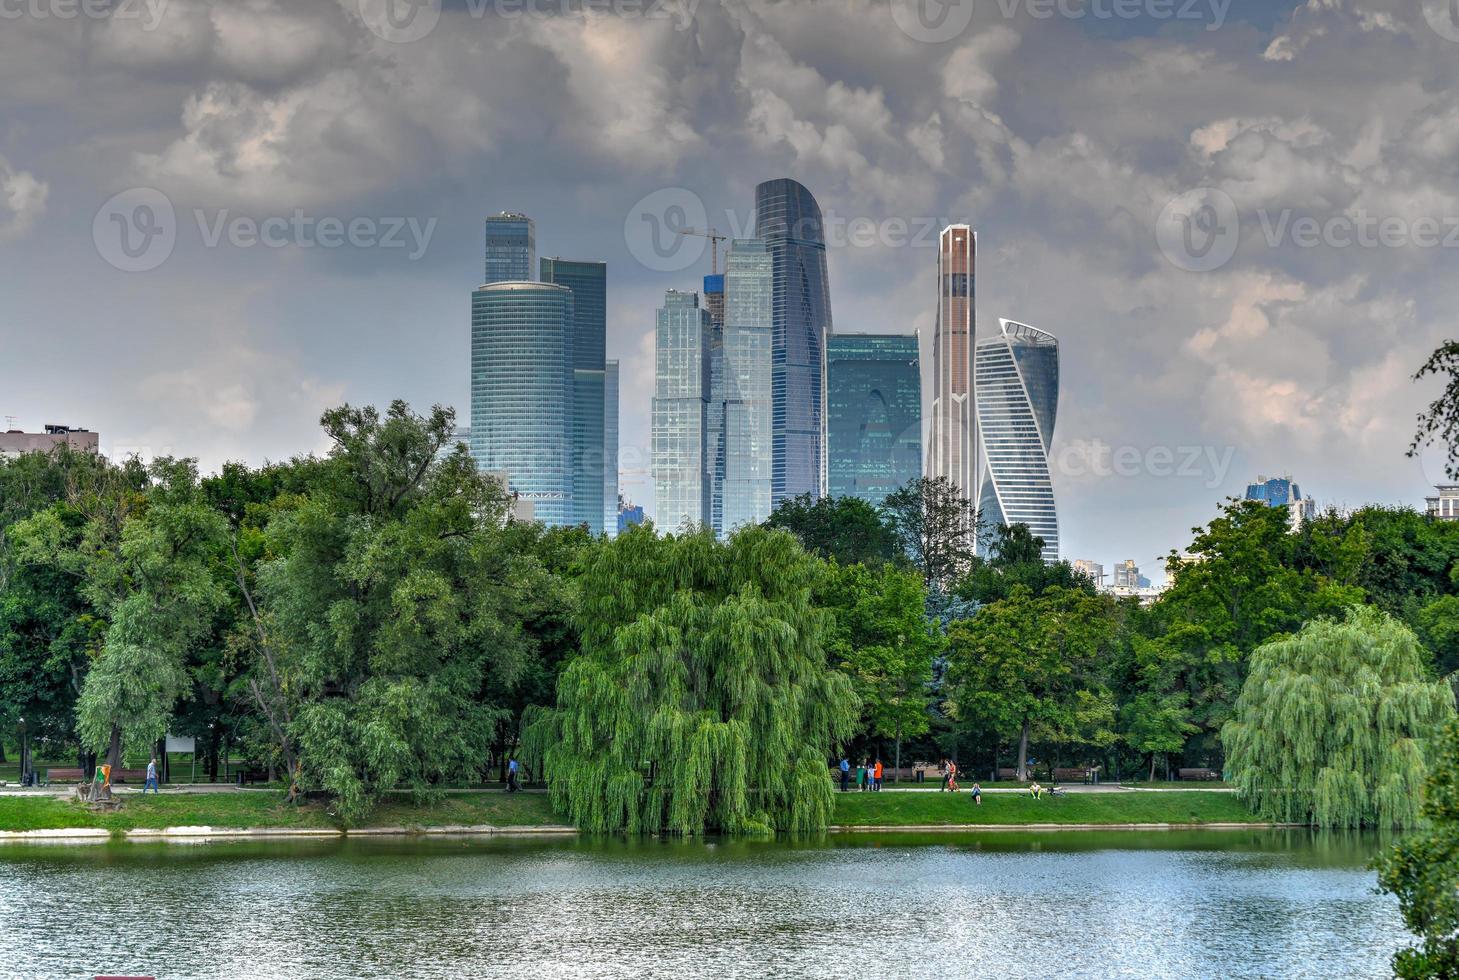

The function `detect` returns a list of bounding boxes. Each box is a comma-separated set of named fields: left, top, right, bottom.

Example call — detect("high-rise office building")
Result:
left=704, top=273, right=727, bottom=532
left=716, top=239, right=774, bottom=534
left=470, top=281, right=575, bottom=526
left=483, top=212, right=535, bottom=285
left=929, top=225, right=975, bottom=502
left=1071, top=559, right=1105, bottom=589
left=975, top=318, right=1059, bottom=562
left=1245, top=474, right=1317, bottom=528
left=826, top=333, right=921, bottom=506
left=652, top=289, right=712, bottom=531
left=755, top=178, right=833, bottom=506
left=604, top=359, right=620, bottom=538
left=540, top=257, right=608, bottom=534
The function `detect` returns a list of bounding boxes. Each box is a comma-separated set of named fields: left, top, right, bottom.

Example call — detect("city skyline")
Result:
left=5, top=0, right=1453, bottom=578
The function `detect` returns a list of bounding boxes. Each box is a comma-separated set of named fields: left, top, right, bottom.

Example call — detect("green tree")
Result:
left=946, top=585, right=1118, bottom=780
left=1120, top=691, right=1198, bottom=782
left=1377, top=718, right=1459, bottom=978
left=526, top=524, right=858, bottom=834
left=960, top=522, right=1095, bottom=604
left=818, top=561, right=940, bottom=774
left=881, top=477, right=978, bottom=594
left=1222, top=606, right=1454, bottom=828
left=764, top=493, right=900, bottom=567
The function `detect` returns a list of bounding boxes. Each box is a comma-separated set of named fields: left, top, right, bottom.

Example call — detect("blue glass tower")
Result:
left=975, top=318, right=1059, bottom=562
left=470, top=282, right=575, bottom=526
left=483, top=212, right=535, bottom=285
left=827, top=333, right=921, bottom=506
left=716, top=239, right=774, bottom=534
left=540, top=257, right=608, bottom=534
left=755, top=178, right=833, bottom=506
left=652, top=290, right=712, bottom=532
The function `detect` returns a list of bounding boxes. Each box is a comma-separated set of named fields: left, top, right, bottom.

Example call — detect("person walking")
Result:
left=143, top=757, right=159, bottom=795
left=940, top=760, right=951, bottom=793
left=873, top=759, right=884, bottom=792
left=506, top=758, right=520, bottom=793
left=946, top=759, right=959, bottom=793
left=839, top=757, right=851, bottom=793
left=970, top=781, right=982, bottom=806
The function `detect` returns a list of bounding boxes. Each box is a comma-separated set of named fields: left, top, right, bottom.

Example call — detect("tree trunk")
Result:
left=0, top=737, right=8, bottom=763
left=1015, top=717, right=1030, bottom=782
left=894, top=720, right=902, bottom=784
left=105, top=725, right=122, bottom=772
left=1149, top=753, right=1157, bottom=782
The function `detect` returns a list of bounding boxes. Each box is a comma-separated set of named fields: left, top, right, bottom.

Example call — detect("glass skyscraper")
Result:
left=470, top=282, right=575, bottom=526
left=652, top=289, right=712, bottom=532
left=604, top=359, right=619, bottom=538
left=827, top=333, right=921, bottom=506
left=540, top=257, right=608, bottom=535
left=755, top=178, right=833, bottom=506
left=704, top=273, right=726, bottom=532
left=716, top=239, right=773, bottom=534
left=483, top=212, right=535, bottom=285
left=930, top=225, right=976, bottom=501
left=975, top=318, right=1059, bottom=561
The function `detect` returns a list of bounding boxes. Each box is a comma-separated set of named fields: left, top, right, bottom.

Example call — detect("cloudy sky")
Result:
left=2, top=0, right=1456, bottom=575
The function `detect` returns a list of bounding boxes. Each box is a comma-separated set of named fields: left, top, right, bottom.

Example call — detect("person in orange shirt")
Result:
left=946, top=759, right=959, bottom=793
left=873, top=759, right=884, bottom=791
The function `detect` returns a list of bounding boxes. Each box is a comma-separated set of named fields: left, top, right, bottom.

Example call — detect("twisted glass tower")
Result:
left=975, top=318, right=1059, bottom=561
left=755, top=178, right=832, bottom=505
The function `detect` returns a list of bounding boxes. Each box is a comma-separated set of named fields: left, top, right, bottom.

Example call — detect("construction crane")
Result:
left=675, top=227, right=729, bottom=274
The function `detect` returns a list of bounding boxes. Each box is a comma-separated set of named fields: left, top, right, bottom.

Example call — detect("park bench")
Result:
left=43, top=767, right=86, bottom=785
left=233, top=767, right=270, bottom=786
left=996, top=768, right=1019, bottom=780
left=112, top=768, right=149, bottom=783
left=1178, top=768, right=1221, bottom=781
left=1053, top=768, right=1092, bottom=783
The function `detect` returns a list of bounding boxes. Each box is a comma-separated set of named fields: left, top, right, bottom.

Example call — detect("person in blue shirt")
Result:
left=143, top=757, right=159, bottom=794
left=506, top=758, right=520, bottom=793
left=839, top=757, right=850, bottom=792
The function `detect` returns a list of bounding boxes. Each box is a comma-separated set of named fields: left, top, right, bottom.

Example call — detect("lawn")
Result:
left=0, top=790, right=563, bottom=834
left=832, top=789, right=1262, bottom=826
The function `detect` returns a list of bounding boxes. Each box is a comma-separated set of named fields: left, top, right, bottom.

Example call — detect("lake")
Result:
left=0, top=830, right=1406, bottom=979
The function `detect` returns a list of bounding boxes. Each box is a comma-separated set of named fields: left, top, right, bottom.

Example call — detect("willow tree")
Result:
left=1222, top=606, right=1455, bottom=828
left=526, top=524, right=858, bottom=835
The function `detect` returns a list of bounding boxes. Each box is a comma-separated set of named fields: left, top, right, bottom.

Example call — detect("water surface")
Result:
left=0, top=830, right=1405, bottom=979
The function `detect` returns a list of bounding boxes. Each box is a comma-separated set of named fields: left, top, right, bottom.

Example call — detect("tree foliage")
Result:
left=525, top=524, right=858, bottom=834
left=881, top=477, right=977, bottom=593
left=764, top=493, right=901, bottom=567
left=1223, top=606, right=1454, bottom=828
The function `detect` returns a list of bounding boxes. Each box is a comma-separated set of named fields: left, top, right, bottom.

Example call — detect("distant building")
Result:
left=826, top=333, right=921, bottom=507
left=484, top=212, right=535, bottom=285
left=617, top=496, right=645, bottom=534
left=541, top=257, right=609, bottom=535
left=929, top=224, right=976, bottom=501
left=1112, top=559, right=1150, bottom=590
left=604, top=360, right=620, bottom=538
left=1245, top=474, right=1317, bottom=528
left=975, top=319, right=1060, bottom=561
left=470, top=281, right=575, bottom=527
left=1427, top=486, right=1459, bottom=521
left=0, top=425, right=99, bottom=459
left=652, top=289, right=712, bottom=532
left=1071, top=559, right=1105, bottom=589
left=715, top=240, right=774, bottom=534
left=483, top=470, right=535, bottom=523
left=434, top=425, right=471, bottom=464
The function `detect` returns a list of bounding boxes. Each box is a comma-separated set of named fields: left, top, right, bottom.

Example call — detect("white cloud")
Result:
left=0, top=155, right=48, bottom=243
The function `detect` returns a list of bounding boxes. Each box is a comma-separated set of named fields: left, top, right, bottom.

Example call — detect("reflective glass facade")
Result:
left=717, top=239, right=773, bottom=534
left=755, top=178, right=832, bottom=506
left=827, top=333, right=921, bottom=506
left=470, top=282, right=574, bottom=526
left=652, top=290, right=711, bottom=532
left=604, top=360, right=619, bottom=537
left=484, top=212, right=535, bottom=285
left=540, top=258, right=608, bottom=534
left=975, top=318, right=1059, bottom=561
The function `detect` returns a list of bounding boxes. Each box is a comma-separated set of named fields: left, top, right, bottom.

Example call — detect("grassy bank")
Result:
left=0, top=791, right=563, bottom=833
left=831, top=790, right=1259, bottom=826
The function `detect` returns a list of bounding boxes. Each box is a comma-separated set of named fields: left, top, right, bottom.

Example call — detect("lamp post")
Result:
left=17, top=717, right=30, bottom=787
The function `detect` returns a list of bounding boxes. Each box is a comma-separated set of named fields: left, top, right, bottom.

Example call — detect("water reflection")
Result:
left=0, top=831, right=1405, bottom=980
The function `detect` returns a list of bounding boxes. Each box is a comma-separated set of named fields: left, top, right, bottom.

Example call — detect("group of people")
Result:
left=838, top=758, right=885, bottom=792
left=938, top=760, right=983, bottom=805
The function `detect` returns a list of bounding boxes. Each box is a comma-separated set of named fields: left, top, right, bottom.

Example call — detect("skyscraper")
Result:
left=755, top=178, right=833, bottom=506
left=470, top=281, right=575, bottom=526
left=929, top=225, right=975, bottom=501
left=704, top=273, right=726, bottom=532
left=604, top=359, right=619, bottom=538
left=1245, top=474, right=1317, bottom=528
left=652, top=289, right=712, bottom=531
left=716, top=239, right=774, bottom=534
left=483, top=212, right=535, bottom=285
left=975, top=318, right=1059, bottom=562
left=540, top=257, right=608, bottom=534
left=827, top=333, right=921, bottom=506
